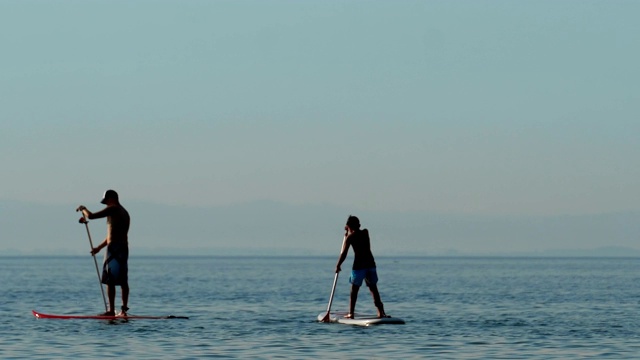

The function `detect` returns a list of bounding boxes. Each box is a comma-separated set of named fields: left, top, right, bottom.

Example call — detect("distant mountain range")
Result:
left=1, top=199, right=638, bottom=257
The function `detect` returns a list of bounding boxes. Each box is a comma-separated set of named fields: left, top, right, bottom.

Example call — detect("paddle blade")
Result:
left=320, top=312, right=331, bottom=323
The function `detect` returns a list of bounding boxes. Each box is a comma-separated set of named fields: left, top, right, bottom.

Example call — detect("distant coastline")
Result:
left=1, top=199, right=638, bottom=257
left=2, top=245, right=640, bottom=258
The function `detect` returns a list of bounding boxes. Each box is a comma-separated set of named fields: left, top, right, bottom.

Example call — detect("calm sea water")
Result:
left=2, top=256, right=640, bottom=359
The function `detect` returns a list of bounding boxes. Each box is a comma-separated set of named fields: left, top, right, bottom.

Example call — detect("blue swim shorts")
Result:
left=349, top=268, right=378, bottom=287
left=101, top=244, right=129, bottom=286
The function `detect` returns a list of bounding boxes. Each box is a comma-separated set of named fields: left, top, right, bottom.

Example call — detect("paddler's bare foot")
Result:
left=344, top=313, right=354, bottom=319
left=377, top=312, right=390, bottom=318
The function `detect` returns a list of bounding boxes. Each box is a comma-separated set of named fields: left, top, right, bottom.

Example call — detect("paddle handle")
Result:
left=80, top=213, right=108, bottom=312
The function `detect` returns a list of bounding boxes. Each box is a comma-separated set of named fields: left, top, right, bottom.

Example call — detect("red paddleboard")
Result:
left=32, top=310, right=188, bottom=320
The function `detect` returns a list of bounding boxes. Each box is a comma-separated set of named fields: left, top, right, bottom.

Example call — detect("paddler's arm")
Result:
left=83, top=206, right=113, bottom=220
left=90, top=239, right=108, bottom=256
left=76, top=205, right=92, bottom=221
left=335, top=235, right=351, bottom=273
left=76, top=205, right=109, bottom=256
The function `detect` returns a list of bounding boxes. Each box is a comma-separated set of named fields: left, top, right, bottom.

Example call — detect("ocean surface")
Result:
left=2, top=256, right=640, bottom=359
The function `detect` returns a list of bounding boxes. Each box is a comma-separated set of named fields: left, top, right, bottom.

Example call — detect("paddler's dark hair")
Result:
left=346, top=215, right=360, bottom=229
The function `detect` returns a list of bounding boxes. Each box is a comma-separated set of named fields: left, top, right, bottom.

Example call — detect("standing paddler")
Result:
left=335, top=215, right=389, bottom=318
left=77, top=189, right=131, bottom=316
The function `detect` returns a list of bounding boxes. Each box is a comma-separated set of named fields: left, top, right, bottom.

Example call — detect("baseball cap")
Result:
left=100, top=189, right=119, bottom=204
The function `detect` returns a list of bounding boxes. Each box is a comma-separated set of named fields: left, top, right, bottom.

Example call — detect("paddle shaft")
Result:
left=81, top=215, right=108, bottom=312
left=322, top=234, right=348, bottom=321
left=325, top=272, right=339, bottom=314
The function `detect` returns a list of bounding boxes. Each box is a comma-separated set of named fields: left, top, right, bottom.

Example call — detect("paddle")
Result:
left=77, top=209, right=108, bottom=313
left=320, top=233, right=348, bottom=323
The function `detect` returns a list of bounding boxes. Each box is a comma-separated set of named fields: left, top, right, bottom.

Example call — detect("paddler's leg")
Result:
left=347, top=285, right=360, bottom=318
left=121, top=284, right=129, bottom=315
left=106, top=284, right=116, bottom=315
left=368, top=284, right=387, bottom=318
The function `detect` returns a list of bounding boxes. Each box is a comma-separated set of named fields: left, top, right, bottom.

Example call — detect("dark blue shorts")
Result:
left=349, top=268, right=378, bottom=287
left=102, top=244, right=128, bottom=286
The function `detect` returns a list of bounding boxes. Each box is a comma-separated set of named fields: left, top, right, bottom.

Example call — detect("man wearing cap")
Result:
left=77, top=190, right=131, bottom=316
left=335, top=215, right=388, bottom=319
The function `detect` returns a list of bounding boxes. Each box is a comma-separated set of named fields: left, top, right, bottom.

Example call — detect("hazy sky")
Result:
left=2, top=0, right=639, bottom=217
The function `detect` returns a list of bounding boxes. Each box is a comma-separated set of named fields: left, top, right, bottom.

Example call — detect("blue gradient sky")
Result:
left=2, top=0, right=639, bottom=217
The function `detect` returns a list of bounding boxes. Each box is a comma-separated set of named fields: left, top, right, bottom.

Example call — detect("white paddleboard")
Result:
left=317, top=311, right=405, bottom=326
